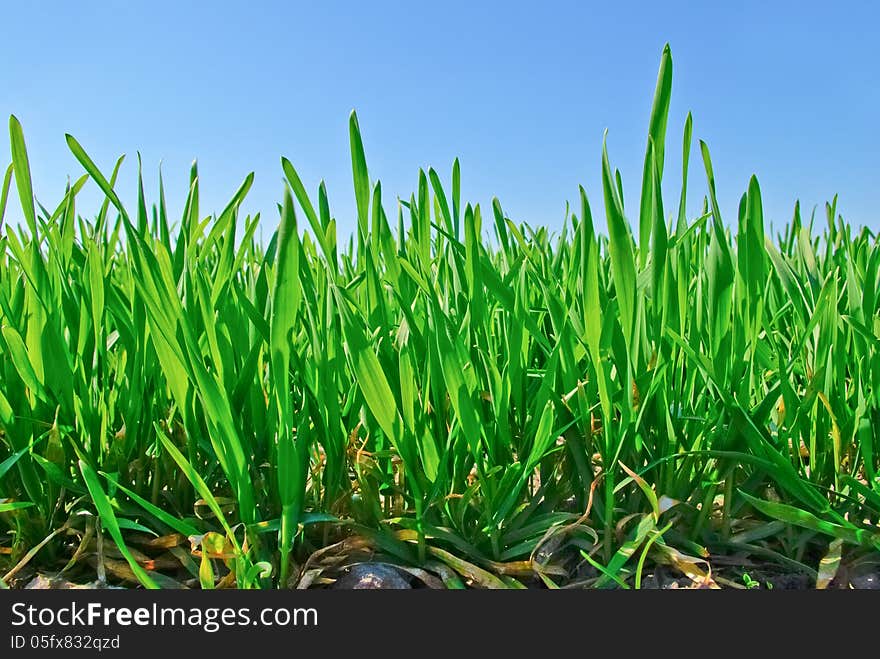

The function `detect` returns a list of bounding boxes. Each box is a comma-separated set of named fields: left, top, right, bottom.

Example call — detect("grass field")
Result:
left=1, top=45, right=879, bottom=589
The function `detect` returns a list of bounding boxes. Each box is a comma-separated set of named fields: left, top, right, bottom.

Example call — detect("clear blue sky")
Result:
left=1, top=1, right=877, bottom=240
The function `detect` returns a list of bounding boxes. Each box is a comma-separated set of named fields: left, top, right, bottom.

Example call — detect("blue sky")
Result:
left=1, top=1, right=877, bottom=239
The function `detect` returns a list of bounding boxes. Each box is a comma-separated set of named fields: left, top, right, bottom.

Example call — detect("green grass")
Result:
left=1, top=44, right=879, bottom=589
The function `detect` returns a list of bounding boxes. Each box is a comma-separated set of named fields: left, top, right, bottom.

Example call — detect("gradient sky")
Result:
left=1, top=1, right=877, bottom=240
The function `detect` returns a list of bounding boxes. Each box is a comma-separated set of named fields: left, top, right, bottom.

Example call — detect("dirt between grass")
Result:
left=7, top=560, right=879, bottom=590
left=5, top=522, right=878, bottom=590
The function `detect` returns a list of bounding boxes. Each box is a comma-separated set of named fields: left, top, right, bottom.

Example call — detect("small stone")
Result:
left=25, top=574, right=124, bottom=589
left=25, top=574, right=79, bottom=589
left=640, top=573, right=663, bottom=590
left=333, top=563, right=411, bottom=589
left=765, top=573, right=812, bottom=590
left=850, top=571, right=880, bottom=590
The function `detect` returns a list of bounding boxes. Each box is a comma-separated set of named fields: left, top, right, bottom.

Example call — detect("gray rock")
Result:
left=25, top=574, right=84, bottom=589
left=25, top=574, right=124, bottom=589
left=638, top=567, right=691, bottom=590
left=333, top=563, right=411, bottom=589
left=850, top=570, right=880, bottom=590
left=765, top=573, right=812, bottom=590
